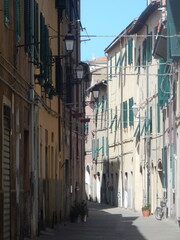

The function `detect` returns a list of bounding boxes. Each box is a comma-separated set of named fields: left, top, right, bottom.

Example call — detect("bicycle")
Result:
left=154, top=199, right=167, bottom=220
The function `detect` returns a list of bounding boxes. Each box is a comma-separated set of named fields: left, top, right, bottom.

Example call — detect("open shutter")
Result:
left=16, top=0, right=21, bottom=42
left=24, top=0, right=32, bottom=53
left=123, top=101, right=127, bottom=128
left=4, top=0, right=10, bottom=24
left=142, top=38, right=147, bottom=66
left=158, top=59, right=170, bottom=107
left=147, top=32, right=152, bottom=62
left=34, top=1, right=39, bottom=65
left=102, top=136, right=104, bottom=156
left=129, top=97, right=134, bottom=126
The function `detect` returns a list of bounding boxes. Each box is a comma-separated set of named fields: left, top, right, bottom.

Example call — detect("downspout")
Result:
left=137, top=21, right=150, bottom=206
left=119, top=37, right=124, bottom=208
left=75, top=0, right=80, bottom=202
left=57, top=6, right=62, bottom=222
left=30, top=0, right=38, bottom=236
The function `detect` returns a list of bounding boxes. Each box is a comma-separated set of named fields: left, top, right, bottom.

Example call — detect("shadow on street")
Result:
left=37, top=201, right=147, bottom=240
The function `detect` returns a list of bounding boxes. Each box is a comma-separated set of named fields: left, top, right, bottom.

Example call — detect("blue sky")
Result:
left=81, top=0, right=147, bottom=61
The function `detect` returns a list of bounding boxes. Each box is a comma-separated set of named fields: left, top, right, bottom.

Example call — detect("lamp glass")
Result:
left=76, top=65, right=84, bottom=79
left=132, top=103, right=139, bottom=117
left=92, top=87, right=99, bottom=100
left=65, top=34, right=75, bottom=52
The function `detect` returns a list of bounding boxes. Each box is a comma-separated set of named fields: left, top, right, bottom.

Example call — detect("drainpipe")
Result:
left=29, top=0, right=38, bottom=236
left=119, top=38, right=124, bottom=208
left=57, top=6, right=62, bottom=222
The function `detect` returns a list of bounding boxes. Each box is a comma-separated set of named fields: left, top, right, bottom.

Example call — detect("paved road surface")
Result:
left=35, top=201, right=180, bottom=240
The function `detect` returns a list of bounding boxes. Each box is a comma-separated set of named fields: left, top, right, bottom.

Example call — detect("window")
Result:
left=128, top=38, right=133, bottom=65
left=4, top=0, right=10, bottom=25
left=123, top=101, right=127, bottom=128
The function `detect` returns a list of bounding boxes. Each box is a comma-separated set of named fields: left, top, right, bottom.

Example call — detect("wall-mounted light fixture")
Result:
left=132, top=103, right=148, bottom=119
left=92, top=85, right=100, bottom=101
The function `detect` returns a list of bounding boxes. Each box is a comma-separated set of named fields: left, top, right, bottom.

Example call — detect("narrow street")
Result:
left=36, top=202, right=180, bottom=240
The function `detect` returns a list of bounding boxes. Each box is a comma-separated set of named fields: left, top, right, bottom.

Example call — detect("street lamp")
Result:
left=64, top=33, right=75, bottom=53
left=76, top=64, right=84, bottom=80
left=92, top=85, right=100, bottom=101
left=132, top=103, right=139, bottom=117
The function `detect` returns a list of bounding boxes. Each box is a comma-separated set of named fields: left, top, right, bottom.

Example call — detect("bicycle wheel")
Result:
left=154, top=207, right=163, bottom=220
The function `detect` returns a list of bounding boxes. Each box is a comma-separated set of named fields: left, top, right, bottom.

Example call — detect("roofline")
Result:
left=129, top=1, right=160, bottom=34
left=104, top=1, right=160, bottom=53
left=104, top=20, right=135, bottom=53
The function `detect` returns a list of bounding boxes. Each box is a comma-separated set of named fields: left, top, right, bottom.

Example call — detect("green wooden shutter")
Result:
left=24, top=0, right=31, bottom=53
left=92, top=140, right=95, bottom=158
left=110, top=56, right=112, bottom=78
left=102, top=136, right=104, bottom=156
left=157, top=103, right=160, bottom=133
left=4, top=0, right=10, bottom=24
left=34, top=1, right=39, bottom=65
left=167, top=0, right=180, bottom=58
left=40, top=13, right=50, bottom=81
left=150, top=106, right=152, bottom=133
left=147, top=32, right=152, bottom=62
left=115, top=106, right=117, bottom=130
left=162, top=147, right=167, bottom=188
left=97, top=139, right=99, bottom=157
left=123, top=101, right=127, bottom=128
left=129, top=98, right=134, bottom=126
left=16, top=0, right=21, bottom=42
left=101, top=96, right=104, bottom=113
left=106, top=137, right=108, bottom=156
left=158, top=59, right=170, bottom=107
left=142, top=39, right=147, bottom=66
left=128, top=38, right=133, bottom=65
left=48, top=49, right=52, bottom=84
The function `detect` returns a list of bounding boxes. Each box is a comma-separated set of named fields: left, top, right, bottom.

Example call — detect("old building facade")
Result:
left=0, top=0, right=86, bottom=239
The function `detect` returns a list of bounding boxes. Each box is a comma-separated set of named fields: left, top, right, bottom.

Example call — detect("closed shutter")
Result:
left=3, top=105, right=11, bottom=240
left=128, top=38, right=133, bottom=65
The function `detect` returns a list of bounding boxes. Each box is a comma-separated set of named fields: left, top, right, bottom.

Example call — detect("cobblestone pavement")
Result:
left=35, top=201, right=180, bottom=240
